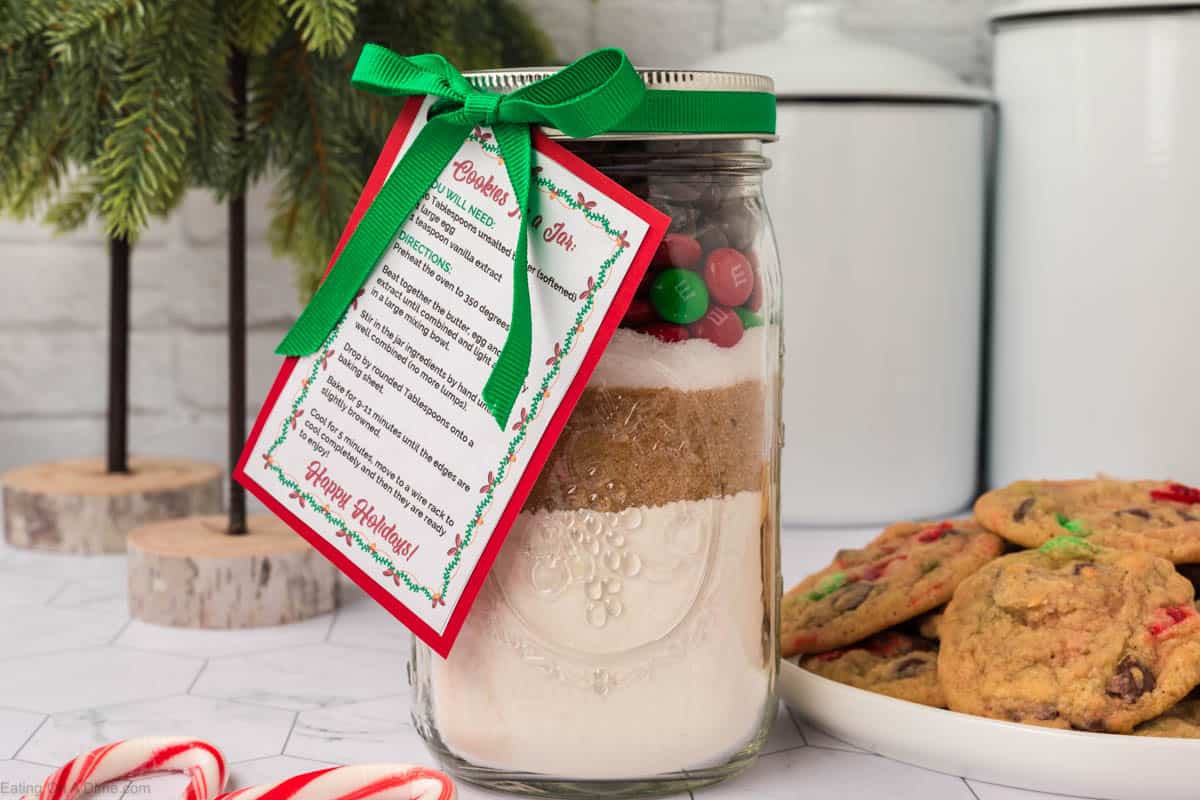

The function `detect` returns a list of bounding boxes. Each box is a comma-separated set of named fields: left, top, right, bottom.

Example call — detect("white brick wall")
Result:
left=0, top=189, right=300, bottom=477
left=0, top=0, right=992, bottom=480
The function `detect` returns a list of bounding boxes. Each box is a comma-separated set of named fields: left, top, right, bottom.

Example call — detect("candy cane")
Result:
left=21, top=737, right=226, bottom=800
left=213, top=765, right=455, bottom=800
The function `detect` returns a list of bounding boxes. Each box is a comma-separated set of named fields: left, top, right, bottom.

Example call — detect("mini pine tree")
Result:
left=1, top=0, right=553, bottom=529
left=2, top=0, right=553, bottom=286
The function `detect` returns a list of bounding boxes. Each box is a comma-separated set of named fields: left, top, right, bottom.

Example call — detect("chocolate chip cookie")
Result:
left=939, top=539, right=1200, bottom=732
left=915, top=608, right=944, bottom=640
left=975, top=479, right=1200, bottom=563
left=1135, top=697, right=1200, bottom=738
left=781, top=520, right=1004, bottom=657
left=800, top=629, right=946, bottom=707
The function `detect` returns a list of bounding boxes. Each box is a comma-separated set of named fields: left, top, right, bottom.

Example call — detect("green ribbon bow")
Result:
left=275, top=44, right=645, bottom=429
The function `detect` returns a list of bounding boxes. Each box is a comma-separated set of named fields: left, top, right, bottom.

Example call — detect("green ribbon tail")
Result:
left=275, top=118, right=467, bottom=357
left=481, top=123, right=535, bottom=429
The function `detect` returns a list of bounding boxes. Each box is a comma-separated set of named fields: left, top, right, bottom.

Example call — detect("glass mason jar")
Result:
left=411, top=68, right=783, bottom=798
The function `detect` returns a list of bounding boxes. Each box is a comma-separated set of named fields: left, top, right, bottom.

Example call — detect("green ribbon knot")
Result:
left=275, top=44, right=646, bottom=429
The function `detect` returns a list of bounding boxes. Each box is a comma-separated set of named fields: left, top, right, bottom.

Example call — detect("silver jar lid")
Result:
left=463, top=67, right=777, bottom=141
left=466, top=67, right=773, bottom=95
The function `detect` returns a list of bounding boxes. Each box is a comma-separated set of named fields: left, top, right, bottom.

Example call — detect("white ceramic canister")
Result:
left=989, top=1, right=1200, bottom=487
left=696, top=2, right=993, bottom=525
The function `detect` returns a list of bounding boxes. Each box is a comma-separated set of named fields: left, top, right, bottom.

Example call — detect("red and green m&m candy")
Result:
left=702, top=248, right=754, bottom=307
left=650, top=268, right=709, bottom=324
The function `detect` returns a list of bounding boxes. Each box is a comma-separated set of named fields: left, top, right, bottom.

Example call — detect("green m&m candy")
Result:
left=734, top=306, right=763, bottom=329
left=650, top=268, right=709, bottom=324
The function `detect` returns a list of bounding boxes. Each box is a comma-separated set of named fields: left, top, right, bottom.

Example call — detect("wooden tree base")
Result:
left=2, top=457, right=223, bottom=554
left=127, top=514, right=338, bottom=628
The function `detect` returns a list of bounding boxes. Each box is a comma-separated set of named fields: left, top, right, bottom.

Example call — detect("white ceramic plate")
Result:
left=780, top=659, right=1199, bottom=800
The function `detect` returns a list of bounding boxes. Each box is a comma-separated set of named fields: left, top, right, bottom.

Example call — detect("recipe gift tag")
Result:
left=236, top=97, right=669, bottom=656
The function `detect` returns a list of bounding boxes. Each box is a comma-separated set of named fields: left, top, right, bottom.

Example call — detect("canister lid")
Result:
left=693, top=1, right=991, bottom=104
left=992, top=0, right=1197, bottom=23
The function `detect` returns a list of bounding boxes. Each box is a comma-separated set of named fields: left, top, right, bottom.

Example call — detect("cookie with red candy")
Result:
left=975, top=479, right=1200, bottom=563
left=800, top=629, right=946, bottom=708
left=781, top=519, right=1003, bottom=657
left=939, top=539, right=1200, bottom=733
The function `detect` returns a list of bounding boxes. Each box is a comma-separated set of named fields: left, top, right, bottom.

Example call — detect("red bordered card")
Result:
left=236, top=97, right=669, bottom=656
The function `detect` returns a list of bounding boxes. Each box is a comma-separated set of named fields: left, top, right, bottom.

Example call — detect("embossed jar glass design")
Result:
left=411, top=68, right=782, bottom=799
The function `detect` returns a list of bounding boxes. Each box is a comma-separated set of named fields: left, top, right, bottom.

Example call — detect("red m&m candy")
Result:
left=688, top=304, right=744, bottom=348
left=651, top=234, right=703, bottom=270
left=640, top=322, right=690, bottom=343
left=622, top=298, right=656, bottom=327
left=744, top=251, right=763, bottom=311
left=703, top=248, right=754, bottom=307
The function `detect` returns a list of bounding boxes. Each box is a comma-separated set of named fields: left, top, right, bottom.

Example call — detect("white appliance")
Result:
left=696, top=1, right=993, bottom=525
left=989, top=0, right=1200, bottom=487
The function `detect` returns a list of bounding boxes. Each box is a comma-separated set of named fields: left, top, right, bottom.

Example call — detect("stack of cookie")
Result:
left=783, top=478, right=1200, bottom=737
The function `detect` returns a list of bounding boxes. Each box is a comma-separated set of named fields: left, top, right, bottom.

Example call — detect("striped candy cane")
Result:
left=21, top=737, right=226, bottom=800
left=213, top=765, right=455, bottom=800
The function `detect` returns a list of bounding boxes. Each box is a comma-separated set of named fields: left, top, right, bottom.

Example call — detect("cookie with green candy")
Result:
left=781, top=519, right=1003, bottom=657
left=938, top=539, right=1200, bottom=733
left=975, top=478, right=1200, bottom=563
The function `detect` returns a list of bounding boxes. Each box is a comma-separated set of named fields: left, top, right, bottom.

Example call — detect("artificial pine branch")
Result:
left=7, top=131, right=71, bottom=217
left=60, top=50, right=120, bottom=161
left=95, top=0, right=225, bottom=237
left=46, top=0, right=160, bottom=63
left=2, top=0, right=556, bottom=481
left=229, top=0, right=288, bottom=56
left=0, top=0, right=56, bottom=48
left=95, top=65, right=192, bottom=238
left=43, top=171, right=101, bottom=233
left=285, top=0, right=356, bottom=56
left=0, top=37, right=57, bottom=177
left=4, top=0, right=555, bottom=284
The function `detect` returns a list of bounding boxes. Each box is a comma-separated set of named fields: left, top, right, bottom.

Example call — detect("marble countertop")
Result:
left=0, top=526, right=1072, bottom=800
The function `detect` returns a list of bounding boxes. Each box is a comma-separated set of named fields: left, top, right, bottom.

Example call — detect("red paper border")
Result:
left=235, top=98, right=669, bottom=657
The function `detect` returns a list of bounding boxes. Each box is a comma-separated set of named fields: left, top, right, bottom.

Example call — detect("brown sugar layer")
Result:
left=523, top=380, right=766, bottom=513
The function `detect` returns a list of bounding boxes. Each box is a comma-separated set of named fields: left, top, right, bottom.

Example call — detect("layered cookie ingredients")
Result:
left=402, top=76, right=785, bottom=795
left=419, top=322, right=778, bottom=779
